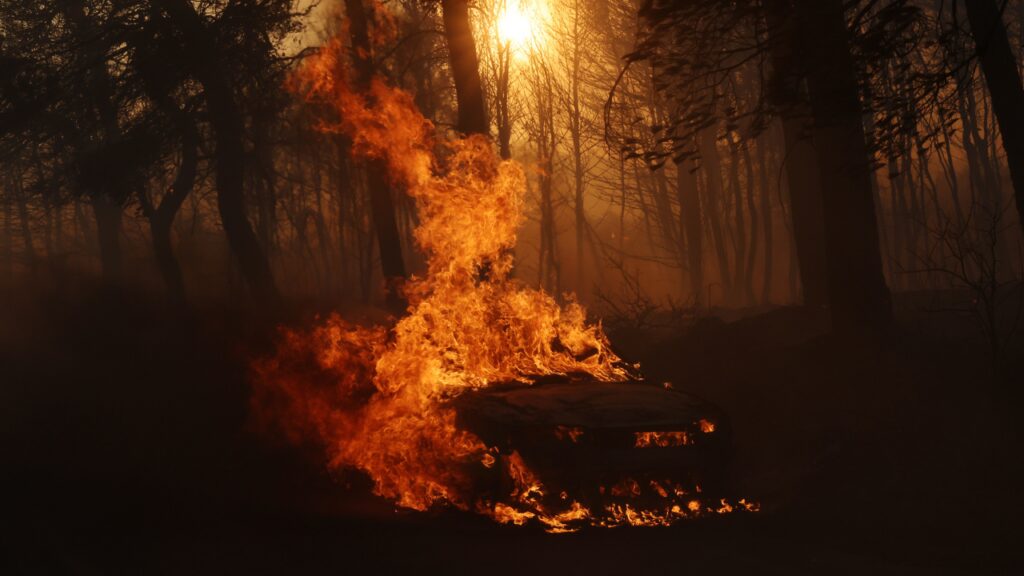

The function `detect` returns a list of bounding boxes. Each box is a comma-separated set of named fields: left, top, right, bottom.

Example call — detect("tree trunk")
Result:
left=253, top=114, right=278, bottom=258
left=965, top=0, right=1024, bottom=237
left=441, top=0, right=489, bottom=137
left=727, top=136, right=747, bottom=305
left=91, top=194, right=122, bottom=285
left=151, top=216, right=184, bottom=304
left=741, top=140, right=759, bottom=305
left=675, top=154, right=704, bottom=306
left=62, top=0, right=127, bottom=288
left=2, top=187, right=12, bottom=285
left=699, top=128, right=732, bottom=303
left=796, top=0, right=892, bottom=335
left=344, top=0, right=407, bottom=308
left=163, top=0, right=280, bottom=307
left=536, top=67, right=560, bottom=294
left=495, top=43, right=513, bottom=159
left=780, top=117, right=829, bottom=306
left=141, top=117, right=197, bottom=305
left=764, top=0, right=829, bottom=307
left=757, top=136, right=774, bottom=305
left=649, top=169, right=679, bottom=266
left=569, top=0, right=587, bottom=292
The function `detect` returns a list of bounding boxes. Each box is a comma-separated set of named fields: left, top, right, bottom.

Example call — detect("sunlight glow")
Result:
left=484, top=0, right=552, bottom=61
left=497, top=3, right=535, bottom=51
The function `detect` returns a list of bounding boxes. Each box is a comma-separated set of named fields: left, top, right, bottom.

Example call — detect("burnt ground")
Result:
left=2, top=286, right=1022, bottom=575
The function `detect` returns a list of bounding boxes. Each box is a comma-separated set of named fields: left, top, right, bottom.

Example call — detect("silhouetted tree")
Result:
left=795, top=0, right=893, bottom=334
left=163, top=0, right=282, bottom=307
left=344, top=0, right=408, bottom=308
left=441, top=0, right=490, bottom=136
left=964, top=0, right=1024, bottom=238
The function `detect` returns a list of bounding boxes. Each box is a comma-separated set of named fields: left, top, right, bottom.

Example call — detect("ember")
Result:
left=634, top=431, right=692, bottom=448
left=554, top=425, right=584, bottom=442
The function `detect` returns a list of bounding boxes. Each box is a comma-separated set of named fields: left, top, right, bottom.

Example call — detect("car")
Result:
left=451, top=376, right=735, bottom=527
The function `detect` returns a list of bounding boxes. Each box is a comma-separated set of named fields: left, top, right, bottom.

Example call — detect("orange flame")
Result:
left=634, top=431, right=692, bottom=448
left=261, top=20, right=626, bottom=512
left=253, top=11, right=755, bottom=531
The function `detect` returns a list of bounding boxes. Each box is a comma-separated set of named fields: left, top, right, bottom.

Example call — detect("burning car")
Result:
left=452, top=377, right=742, bottom=530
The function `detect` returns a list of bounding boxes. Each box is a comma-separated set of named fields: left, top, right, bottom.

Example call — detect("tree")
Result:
left=162, top=0, right=281, bottom=307
left=344, top=0, right=408, bottom=308
left=964, top=0, right=1024, bottom=238
left=764, top=0, right=829, bottom=307
left=631, top=0, right=898, bottom=329
left=674, top=144, right=704, bottom=305
left=795, top=0, right=892, bottom=334
left=441, top=0, right=490, bottom=136
left=60, top=0, right=133, bottom=285
left=135, top=111, right=197, bottom=306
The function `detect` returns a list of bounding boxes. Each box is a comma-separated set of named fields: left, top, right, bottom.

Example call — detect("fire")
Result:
left=634, top=431, right=692, bottom=448
left=253, top=8, right=756, bottom=532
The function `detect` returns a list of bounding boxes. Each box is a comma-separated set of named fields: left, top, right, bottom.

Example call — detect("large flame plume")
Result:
left=253, top=10, right=754, bottom=531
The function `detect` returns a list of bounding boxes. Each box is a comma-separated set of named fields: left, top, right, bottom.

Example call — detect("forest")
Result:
left=2, top=0, right=1023, bottom=573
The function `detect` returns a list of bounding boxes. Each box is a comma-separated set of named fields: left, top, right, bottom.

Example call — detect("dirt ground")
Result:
left=2, top=287, right=1021, bottom=575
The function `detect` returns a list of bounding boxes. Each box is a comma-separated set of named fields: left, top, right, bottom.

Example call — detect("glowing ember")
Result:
left=251, top=8, right=756, bottom=533
left=554, top=425, right=584, bottom=442
left=634, top=431, right=692, bottom=448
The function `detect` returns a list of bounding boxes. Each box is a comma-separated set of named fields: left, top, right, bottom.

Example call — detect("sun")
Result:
left=497, top=3, right=533, bottom=50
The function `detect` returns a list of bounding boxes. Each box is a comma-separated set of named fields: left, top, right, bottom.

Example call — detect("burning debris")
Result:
left=252, top=10, right=756, bottom=533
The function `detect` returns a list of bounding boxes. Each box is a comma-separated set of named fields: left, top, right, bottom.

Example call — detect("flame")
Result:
left=634, top=431, right=692, bottom=448
left=253, top=10, right=756, bottom=532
